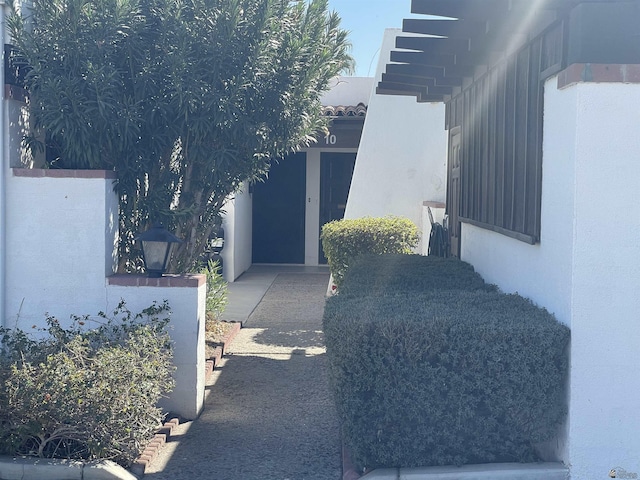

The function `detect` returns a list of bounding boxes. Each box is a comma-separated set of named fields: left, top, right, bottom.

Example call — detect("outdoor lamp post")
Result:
left=135, top=224, right=183, bottom=277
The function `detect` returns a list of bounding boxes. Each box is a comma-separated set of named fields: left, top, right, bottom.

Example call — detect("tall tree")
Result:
left=8, top=0, right=353, bottom=272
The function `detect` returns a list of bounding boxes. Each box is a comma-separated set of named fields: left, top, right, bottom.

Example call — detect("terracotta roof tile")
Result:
left=322, top=102, right=367, bottom=117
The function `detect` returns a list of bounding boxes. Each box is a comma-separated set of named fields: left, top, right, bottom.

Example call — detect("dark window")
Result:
left=446, top=23, right=564, bottom=244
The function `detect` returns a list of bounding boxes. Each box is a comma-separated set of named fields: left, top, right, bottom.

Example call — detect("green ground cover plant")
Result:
left=320, top=217, right=419, bottom=287
left=323, top=255, right=570, bottom=469
left=0, top=301, right=174, bottom=467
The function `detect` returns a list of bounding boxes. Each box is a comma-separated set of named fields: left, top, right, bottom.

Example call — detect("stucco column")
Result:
left=107, top=275, right=207, bottom=420
left=558, top=64, right=640, bottom=480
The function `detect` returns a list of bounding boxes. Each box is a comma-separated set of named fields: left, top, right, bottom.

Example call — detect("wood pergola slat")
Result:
left=411, top=0, right=509, bottom=20
left=381, top=73, right=435, bottom=87
left=385, top=63, right=465, bottom=87
left=396, top=36, right=470, bottom=55
left=402, top=18, right=487, bottom=38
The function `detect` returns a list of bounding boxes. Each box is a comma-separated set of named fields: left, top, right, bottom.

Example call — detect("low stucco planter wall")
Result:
left=0, top=456, right=138, bottom=480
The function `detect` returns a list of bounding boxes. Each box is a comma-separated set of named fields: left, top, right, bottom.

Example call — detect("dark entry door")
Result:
left=446, top=127, right=461, bottom=257
left=319, top=152, right=356, bottom=263
left=252, top=153, right=306, bottom=264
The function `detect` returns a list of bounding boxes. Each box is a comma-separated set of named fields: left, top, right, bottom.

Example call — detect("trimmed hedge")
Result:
left=339, top=254, right=494, bottom=296
left=320, top=217, right=419, bottom=287
left=323, top=256, right=570, bottom=469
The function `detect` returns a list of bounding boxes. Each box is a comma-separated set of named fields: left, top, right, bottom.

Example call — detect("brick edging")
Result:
left=205, top=322, right=242, bottom=383
left=134, top=321, right=242, bottom=475
left=130, top=417, right=180, bottom=477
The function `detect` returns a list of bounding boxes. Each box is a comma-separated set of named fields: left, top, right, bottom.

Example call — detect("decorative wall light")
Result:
left=135, top=224, right=183, bottom=277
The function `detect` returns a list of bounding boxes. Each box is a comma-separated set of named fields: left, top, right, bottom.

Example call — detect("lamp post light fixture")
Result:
left=135, top=224, right=183, bottom=278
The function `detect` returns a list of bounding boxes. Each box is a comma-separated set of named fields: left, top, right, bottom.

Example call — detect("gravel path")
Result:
left=145, top=272, right=341, bottom=480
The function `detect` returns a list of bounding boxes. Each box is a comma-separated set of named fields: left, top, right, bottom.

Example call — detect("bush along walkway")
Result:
left=145, top=272, right=341, bottom=480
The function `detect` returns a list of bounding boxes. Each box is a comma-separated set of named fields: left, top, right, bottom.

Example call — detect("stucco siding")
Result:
left=345, top=29, right=447, bottom=252
left=5, top=173, right=117, bottom=328
left=461, top=76, right=577, bottom=325
left=568, top=81, right=640, bottom=480
left=462, top=76, right=640, bottom=479
left=221, top=183, right=252, bottom=282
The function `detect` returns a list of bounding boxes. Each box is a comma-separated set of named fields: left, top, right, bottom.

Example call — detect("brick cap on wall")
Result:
left=558, top=63, right=640, bottom=89
left=108, top=274, right=206, bottom=288
left=12, top=168, right=117, bottom=179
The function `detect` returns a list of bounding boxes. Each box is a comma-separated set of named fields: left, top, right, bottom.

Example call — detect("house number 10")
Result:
left=324, top=134, right=337, bottom=145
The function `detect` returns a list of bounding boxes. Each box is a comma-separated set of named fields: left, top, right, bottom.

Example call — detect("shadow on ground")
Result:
left=145, top=353, right=340, bottom=480
left=145, top=271, right=340, bottom=480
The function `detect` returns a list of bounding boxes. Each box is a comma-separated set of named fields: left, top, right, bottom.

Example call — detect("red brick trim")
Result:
left=12, top=168, right=117, bottom=179
left=108, top=274, right=206, bottom=288
left=131, top=417, right=180, bottom=476
left=558, top=63, right=640, bottom=89
left=207, top=349, right=223, bottom=382
left=205, top=322, right=241, bottom=383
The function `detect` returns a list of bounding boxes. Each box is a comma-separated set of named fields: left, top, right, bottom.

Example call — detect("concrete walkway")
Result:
left=143, top=265, right=569, bottom=480
left=145, top=266, right=341, bottom=480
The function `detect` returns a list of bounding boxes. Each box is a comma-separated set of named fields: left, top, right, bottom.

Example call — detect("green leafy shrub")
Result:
left=0, top=301, right=175, bottom=467
left=339, top=254, right=494, bottom=297
left=323, top=259, right=570, bottom=469
left=321, top=216, right=419, bottom=287
left=203, top=259, right=228, bottom=324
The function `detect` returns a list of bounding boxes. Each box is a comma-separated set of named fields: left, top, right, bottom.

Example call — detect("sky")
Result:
left=327, top=0, right=420, bottom=77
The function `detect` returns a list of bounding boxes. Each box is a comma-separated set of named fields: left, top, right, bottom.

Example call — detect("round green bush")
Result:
left=320, top=216, right=419, bottom=287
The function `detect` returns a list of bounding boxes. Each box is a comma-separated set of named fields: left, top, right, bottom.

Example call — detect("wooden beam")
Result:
left=417, top=93, right=446, bottom=103
left=375, top=87, right=417, bottom=96
left=376, top=81, right=428, bottom=96
left=390, top=50, right=453, bottom=67
left=434, top=75, right=464, bottom=87
left=411, top=0, right=509, bottom=20
left=396, top=36, right=470, bottom=54
left=386, top=63, right=443, bottom=78
left=389, top=51, right=476, bottom=77
left=426, top=85, right=454, bottom=95
left=402, top=18, right=487, bottom=38
left=381, top=73, right=435, bottom=87
left=379, top=75, right=453, bottom=96
left=386, top=63, right=464, bottom=87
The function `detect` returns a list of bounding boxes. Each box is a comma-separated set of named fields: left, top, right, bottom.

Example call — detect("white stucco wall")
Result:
left=4, top=171, right=119, bottom=328
left=461, top=76, right=577, bottom=324
left=3, top=170, right=207, bottom=419
left=321, top=76, right=374, bottom=106
left=107, top=280, right=206, bottom=420
left=462, top=77, right=640, bottom=479
left=566, top=81, right=640, bottom=480
left=345, top=29, right=447, bottom=252
left=221, top=183, right=252, bottom=282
